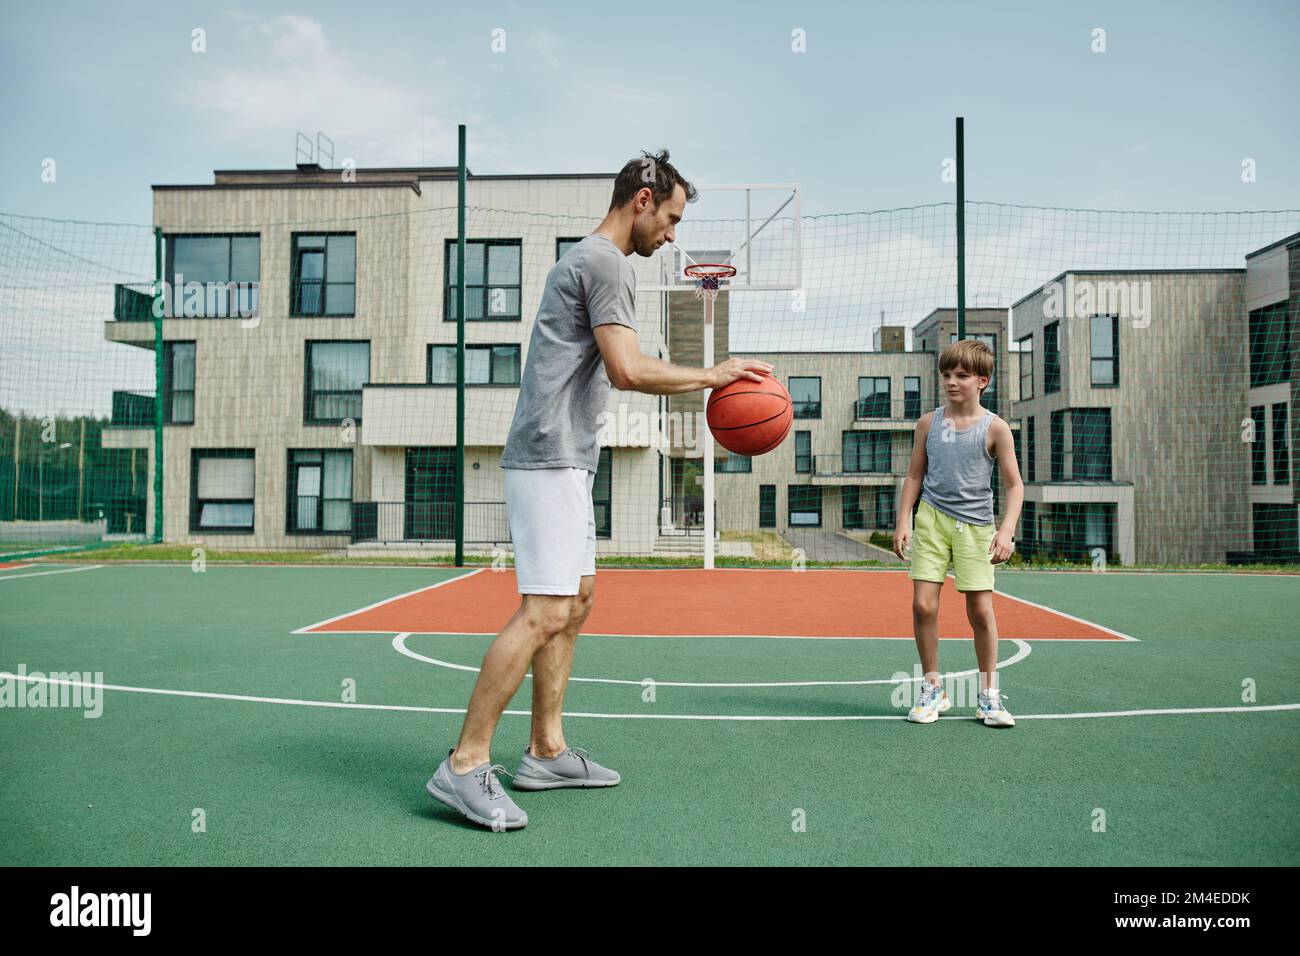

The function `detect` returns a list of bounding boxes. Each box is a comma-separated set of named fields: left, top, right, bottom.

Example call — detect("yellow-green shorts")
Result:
left=908, top=499, right=996, bottom=592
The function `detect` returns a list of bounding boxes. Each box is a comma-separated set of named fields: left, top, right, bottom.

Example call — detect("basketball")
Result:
left=706, top=373, right=793, bottom=456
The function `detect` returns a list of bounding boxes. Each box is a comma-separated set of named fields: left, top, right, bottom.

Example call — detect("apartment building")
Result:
left=102, top=163, right=666, bottom=555
left=1009, top=269, right=1249, bottom=565
left=1244, top=230, right=1299, bottom=558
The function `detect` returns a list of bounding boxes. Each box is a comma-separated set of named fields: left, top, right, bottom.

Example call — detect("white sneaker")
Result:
left=907, top=681, right=951, bottom=724
left=976, top=688, right=1016, bottom=728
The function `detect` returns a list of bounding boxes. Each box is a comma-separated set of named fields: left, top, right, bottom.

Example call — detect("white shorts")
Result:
left=505, top=467, right=596, bottom=595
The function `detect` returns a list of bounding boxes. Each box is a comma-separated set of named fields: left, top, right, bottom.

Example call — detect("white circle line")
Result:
left=390, top=633, right=1033, bottom=688
left=0, top=674, right=1297, bottom=722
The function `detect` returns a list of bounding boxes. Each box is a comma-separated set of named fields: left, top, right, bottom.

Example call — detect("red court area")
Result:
left=304, top=569, right=1127, bottom=640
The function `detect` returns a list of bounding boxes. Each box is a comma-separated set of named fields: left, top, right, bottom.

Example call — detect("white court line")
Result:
left=300, top=629, right=1119, bottom=642
left=993, top=588, right=1139, bottom=642
left=290, top=568, right=485, bottom=634
left=0, top=564, right=102, bottom=582
left=1, top=673, right=1297, bottom=722
left=391, top=633, right=1033, bottom=688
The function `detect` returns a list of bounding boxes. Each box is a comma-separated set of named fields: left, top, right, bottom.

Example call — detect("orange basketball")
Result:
left=706, top=373, right=793, bottom=456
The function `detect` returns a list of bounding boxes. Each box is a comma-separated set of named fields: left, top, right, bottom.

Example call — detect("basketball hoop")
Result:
left=684, top=262, right=737, bottom=300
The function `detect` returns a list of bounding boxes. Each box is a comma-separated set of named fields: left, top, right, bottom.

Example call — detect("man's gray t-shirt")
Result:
left=501, top=234, right=638, bottom=473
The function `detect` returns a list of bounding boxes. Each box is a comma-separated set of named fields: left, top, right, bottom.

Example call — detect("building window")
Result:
left=190, top=449, right=254, bottom=532
left=1021, top=500, right=1037, bottom=558
left=163, top=342, right=195, bottom=424
left=842, top=487, right=865, bottom=530
left=556, top=237, right=586, bottom=259
left=1073, top=409, right=1112, bottom=479
left=794, top=431, right=812, bottom=473
left=904, top=376, right=921, bottom=420
left=759, top=485, right=777, bottom=528
left=715, top=451, right=752, bottom=473
left=788, top=485, right=822, bottom=527
left=166, top=234, right=259, bottom=318
left=1018, top=333, right=1034, bottom=401
left=790, top=377, right=821, bottom=419
left=305, top=341, right=369, bottom=425
left=287, top=449, right=353, bottom=533
left=1253, top=503, right=1299, bottom=556
left=875, top=486, right=896, bottom=530
left=428, top=344, right=521, bottom=385
left=1249, top=303, right=1290, bottom=388
left=1051, top=409, right=1111, bottom=481
left=1039, top=503, right=1115, bottom=562
left=1050, top=412, right=1065, bottom=481
left=843, top=431, right=889, bottom=473
left=1090, top=314, right=1119, bottom=387
left=1026, top=416, right=1036, bottom=482
left=291, top=233, right=356, bottom=317
left=1273, top=403, right=1290, bottom=486
left=1043, top=321, right=1060, bottom=394
left=445, top=239, right=522, bottom=321
left=593, top=448, right=612, bottom=538
left=856, top=377, right=890, bottom=418
left=1251, top=406, right=1268, bottom=484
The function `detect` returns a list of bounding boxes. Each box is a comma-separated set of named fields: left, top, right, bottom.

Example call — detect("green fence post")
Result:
left=455, top=125, right=466, bottom=566
left=956, top=116, right=966, bottom=341
left=153, top=226, right=164, bottom=544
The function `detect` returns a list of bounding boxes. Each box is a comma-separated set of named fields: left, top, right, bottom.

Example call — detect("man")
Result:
left=426, top=149, right=773, bottom=830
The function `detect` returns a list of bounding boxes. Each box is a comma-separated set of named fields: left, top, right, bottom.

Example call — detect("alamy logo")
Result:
left=150, top=273, right=260, bottom=322
left=0, top=665, right=103, bottom=717
left=49, top=886, right=151, bottom=936
left=1041, top=279, right=1151, bottom=328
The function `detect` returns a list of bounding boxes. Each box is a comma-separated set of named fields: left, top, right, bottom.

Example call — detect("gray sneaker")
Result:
left=512, top=747, right=621, bottom=791
left=426, top=750, right=528, bottom=831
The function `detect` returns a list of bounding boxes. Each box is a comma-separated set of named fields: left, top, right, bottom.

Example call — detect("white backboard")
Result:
left=636, top=183, right=802, bottom=293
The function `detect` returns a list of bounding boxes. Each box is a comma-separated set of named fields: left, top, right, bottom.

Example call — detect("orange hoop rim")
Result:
left=684, top=263, right=738, bottom=280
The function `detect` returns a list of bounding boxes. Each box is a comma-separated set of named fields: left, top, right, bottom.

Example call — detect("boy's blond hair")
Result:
left=939, top=339, right=994, bottom=391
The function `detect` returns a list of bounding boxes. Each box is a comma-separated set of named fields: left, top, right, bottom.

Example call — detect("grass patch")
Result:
left=24, top=541, right=1300, bottom=574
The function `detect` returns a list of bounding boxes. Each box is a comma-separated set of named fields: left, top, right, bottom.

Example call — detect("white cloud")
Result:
left=179, top=15, right=461, bottom=166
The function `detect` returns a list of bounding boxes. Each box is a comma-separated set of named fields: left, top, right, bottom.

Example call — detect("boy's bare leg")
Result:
left=912, top=580, right=944, bottom=683
left=528, top=574, right=595, bottom=758
left=450, top=594, right=572, bottom=773
left=965, top=589, right=999, bottom=692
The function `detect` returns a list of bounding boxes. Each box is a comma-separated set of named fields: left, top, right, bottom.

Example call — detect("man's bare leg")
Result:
left=528, top=574, right=595, bottom=758
left=450, top=594, right=572, bottom=774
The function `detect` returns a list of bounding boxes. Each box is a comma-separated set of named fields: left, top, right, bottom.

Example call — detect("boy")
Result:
left=893, top=339, right=1023, bottom=727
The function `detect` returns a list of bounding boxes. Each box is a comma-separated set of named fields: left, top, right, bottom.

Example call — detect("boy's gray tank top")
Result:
left=920, top=405, right=996, bottom=525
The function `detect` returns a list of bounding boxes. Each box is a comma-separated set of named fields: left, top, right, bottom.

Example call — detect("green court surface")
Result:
left=1, top=561, right=1297, bottom=866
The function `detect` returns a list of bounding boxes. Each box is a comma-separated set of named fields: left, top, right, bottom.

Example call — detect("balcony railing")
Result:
left=109, top=390, right=154, bottom=427
left=350, top=501, right=508, bottom=544
left=852, top=398, right=891, bottom=420
left=114, top=283, right=156, bottom=322
left=798, top=454, right=896, bottom=478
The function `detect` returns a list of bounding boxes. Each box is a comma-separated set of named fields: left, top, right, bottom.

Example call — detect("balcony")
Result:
left=851, top=399, right=922, bottom=425
left=350, top=501, right=509, bottom=544
left=797, top=453, right=897, bottom=481
left=361, top=385, right=515, bottom=446
left=107, top=390, right=153, bottom=428
left=113, top=283, right=156, bottom=322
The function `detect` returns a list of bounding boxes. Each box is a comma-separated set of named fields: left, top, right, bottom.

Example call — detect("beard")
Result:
left=630, top=218, right=661, bottom=257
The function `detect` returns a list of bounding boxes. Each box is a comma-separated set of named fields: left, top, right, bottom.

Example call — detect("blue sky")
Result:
left=2, top=0, right=1298, bottom=224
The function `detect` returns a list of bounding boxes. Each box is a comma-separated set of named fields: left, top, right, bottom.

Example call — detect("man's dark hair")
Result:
left=608, top=149, right=698, bottom=212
